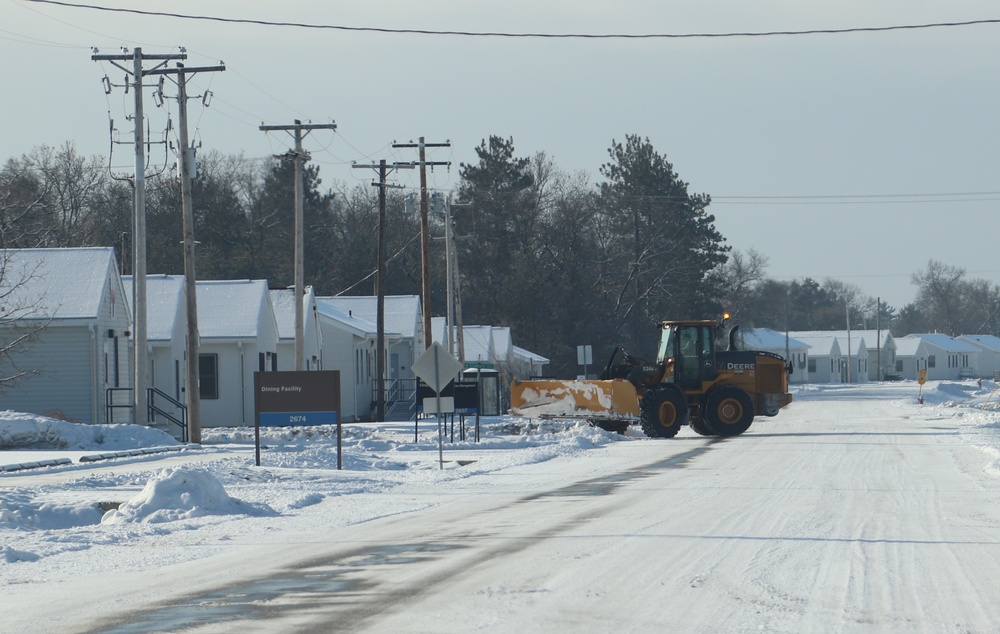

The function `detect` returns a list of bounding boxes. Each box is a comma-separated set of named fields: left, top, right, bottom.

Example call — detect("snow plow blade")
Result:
left=509, top=379, right=640, bottom=419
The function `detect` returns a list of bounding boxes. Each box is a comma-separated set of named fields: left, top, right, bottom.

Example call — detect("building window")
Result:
left=808, top=358, right=817, bottom=373
left=928, top=355, right=936, bottom=368
left=199, top=353, right=219, bottom=399
left=896, top=360, right=903, bottom=372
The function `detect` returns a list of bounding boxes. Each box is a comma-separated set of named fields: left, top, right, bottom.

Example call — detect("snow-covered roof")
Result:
left=431, top=318, right=538, bottom=365
left=316, top=295, right=421, bottom=339
left=315, top=300, right=388, bottom=339
left=740, top=328, right=808, bottom=352
left=123, top=274, right=183, bottom=342
left=851, top=329, right=894, bottom=348
left=787, top=334, right=841, bottom=357
left=513, top=345, right=550, bottom=364
left=197, top=280, right=271, bottom=339
left=790, top=330, right=867, bottom=356
left=269, top=287, right=315, bottom=341
left=792, top=329, right=891, bottom=351
left=0, top=247, right=119, bottom=321
left=959, top=334, right=1000, bottom=353
left=894, top=337, right=926, bottom=357
left=902, top=334, right=979, bottom=354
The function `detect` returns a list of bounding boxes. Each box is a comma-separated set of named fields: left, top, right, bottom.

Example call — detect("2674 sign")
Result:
left=254, top=371, right=341, bottom=427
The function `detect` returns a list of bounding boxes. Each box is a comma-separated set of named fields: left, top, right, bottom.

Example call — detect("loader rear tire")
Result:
left=704, top=386, right=755, bottom=436
left=640, top=386, right=688, bottom=438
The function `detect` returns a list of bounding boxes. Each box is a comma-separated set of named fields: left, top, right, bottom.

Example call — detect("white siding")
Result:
left=198, top=343, right=248, bottom=427
left=317, top=320, right=366, bottom=422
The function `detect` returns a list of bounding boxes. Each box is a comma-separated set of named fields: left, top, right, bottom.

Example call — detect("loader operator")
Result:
left=677, top=327, right=704, bottom=388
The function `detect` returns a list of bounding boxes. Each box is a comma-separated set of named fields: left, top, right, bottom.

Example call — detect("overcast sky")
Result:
left=4, top=1, right=1000, bottom=310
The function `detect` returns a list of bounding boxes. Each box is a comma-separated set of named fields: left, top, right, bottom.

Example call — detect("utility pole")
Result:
left=450, top=200, right=473, bottom=364
left=442, top=195, right=455, bottom=356
left=145, top=60, right=225, bottom=444
left=259, top=120, right=337, bottom=371
left=846, top=304, right=853, bottom=384
left=351, top=159, right=413, bottom=421
left=432, top=195, right=471, bottom=361
left=93, top=47, right=186, bottom=426
left=393, top=137, right=450, bottom=350
left=876, top=297, right=882, bottom=382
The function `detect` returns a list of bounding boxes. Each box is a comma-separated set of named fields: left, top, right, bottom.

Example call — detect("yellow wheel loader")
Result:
left=510, top=318, right=792, bottom=438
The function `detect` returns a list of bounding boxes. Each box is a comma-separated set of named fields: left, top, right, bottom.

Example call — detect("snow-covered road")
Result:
left=5, top=382, right=1000, bottom=633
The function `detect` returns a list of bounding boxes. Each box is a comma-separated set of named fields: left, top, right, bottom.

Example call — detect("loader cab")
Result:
left=658, top=321, right=719, bottom=390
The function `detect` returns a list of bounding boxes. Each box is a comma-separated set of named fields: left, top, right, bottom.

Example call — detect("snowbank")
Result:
left=0, top=410, right=178, bottom=450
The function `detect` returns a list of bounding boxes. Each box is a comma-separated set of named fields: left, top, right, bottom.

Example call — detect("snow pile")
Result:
left=0, top=410, right=178, bottom=450
left=101, top=468, right=275, bottom=524
left=511, top=380, right=622, bottom=417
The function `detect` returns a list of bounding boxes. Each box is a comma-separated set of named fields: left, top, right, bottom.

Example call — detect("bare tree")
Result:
left=912, top=260, right=966, bottom=335
left=717, top=248, right=769, bottom=324
left=0, top=157, right=48, bottom=248
left=0, top=252, right=51, bottom=389
left=960, top=278, right=1000, bottom=336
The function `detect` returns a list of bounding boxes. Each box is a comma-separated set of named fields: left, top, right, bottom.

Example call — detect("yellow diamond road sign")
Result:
left=412, top=341, right=464, bottom=393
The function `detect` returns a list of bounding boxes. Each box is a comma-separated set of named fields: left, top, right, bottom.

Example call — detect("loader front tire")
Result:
left=704, top=385, right=755, bottom=436
left=640, top=386, right=688, bottom=438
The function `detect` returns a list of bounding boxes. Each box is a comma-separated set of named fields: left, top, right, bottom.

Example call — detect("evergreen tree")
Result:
left=456, top=136, right=540, bottom=328
left=244, top=159, right=333, bottom=289
left=596, top=135, right=728, bottom=353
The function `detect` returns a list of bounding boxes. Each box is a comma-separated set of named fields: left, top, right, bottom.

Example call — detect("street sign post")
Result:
left=412, top=342, right=464, bottom=469
left=253, top=370, right=341, bottom=467
left=577, top=345, right=593, bottom=379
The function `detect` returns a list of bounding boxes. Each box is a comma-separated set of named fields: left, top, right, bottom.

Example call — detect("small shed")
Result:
left=790, top=334, right=843, bottom=384
left=123, top=274, right=186, bottom=401
left=0, top=248, right=131, bottom=423
left=315, top=301, right=399, bottom=422
left=958, top=335, right=1000, bottom=378
left=196, top=280, right=279, bottom=426
left=894, top=337, right=931, bottom=381
left=317, top=295, right=423, bottom=385
left=511, top=345, right=550, bottom=379
left=123, top=274, right=187, bottom=435
left=850, top=329, right=897, bottom=381
left=792, top=331, right=869, bottom=383
left=899, top=334, right=978, bottom=381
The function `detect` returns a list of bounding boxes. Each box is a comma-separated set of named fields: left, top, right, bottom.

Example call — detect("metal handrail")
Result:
left=376, top=378, right=418, bottom=405
left=148, top=387, right=189, bottom=443
left=106, top=387, right=134, bottom=424
left=105, top=387, right=189, bottom=443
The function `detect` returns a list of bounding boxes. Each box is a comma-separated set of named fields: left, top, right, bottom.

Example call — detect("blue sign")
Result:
left=259, top=411, right=339, bottom=427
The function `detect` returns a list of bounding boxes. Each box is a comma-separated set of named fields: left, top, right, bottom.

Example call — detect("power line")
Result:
left=713, top=196, right=1000, bottom=205
left=24, top=1, right=1000, bottom=39
left=715, top=191, right=1000, bottom=200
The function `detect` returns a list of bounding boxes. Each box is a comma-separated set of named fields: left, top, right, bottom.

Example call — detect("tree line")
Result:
left=2, top=137, right=998, bottom=377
